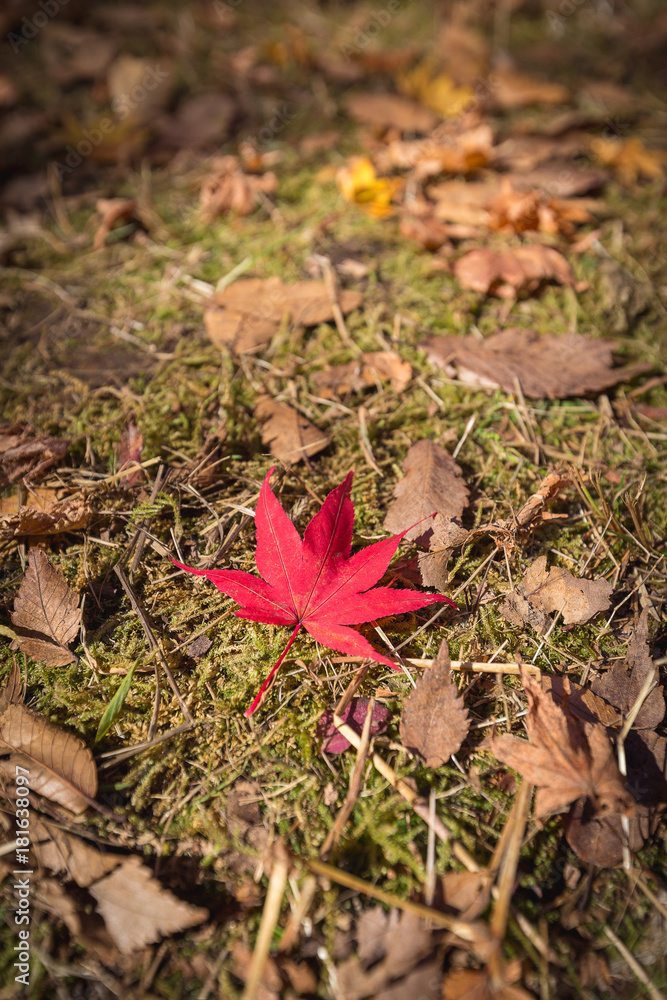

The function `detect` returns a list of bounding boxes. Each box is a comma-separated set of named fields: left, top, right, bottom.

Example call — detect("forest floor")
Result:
left=1, top=1, right=666, bottom=998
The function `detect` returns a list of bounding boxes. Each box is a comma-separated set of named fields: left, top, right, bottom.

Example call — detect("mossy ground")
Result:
left=1, top=1, right=666, bottom=997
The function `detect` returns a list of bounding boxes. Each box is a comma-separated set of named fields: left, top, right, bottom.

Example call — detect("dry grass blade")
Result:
left=241, top=843, right=290, bottom=1000
left=11, top=549, right=81, bottom=667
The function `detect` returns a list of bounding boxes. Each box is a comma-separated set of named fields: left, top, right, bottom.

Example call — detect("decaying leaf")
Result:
left=11, top=549, right=81, bottom=666
left=592, top=608, right=664, bottom=731
left=0, top=662, right=97, bottom=813
left=344, top=92, right=437, bottom=134
left=158, top=92, right=235, bottom=150
left=200, top=154, right=277, bottom=219
left=590, top=136, right=667, bottom=184
left=522, top=555, right=613, bottom=625
left=254, top=396, right=329, bottom=464
left=422, top=328, right=651, bottom=399
left=438, top=869, right=492, bottom=921
left=0, top=423, right=68, bottom=485
left=0, top=493, right=91, bottom=541
left=381, top=123, right=494, bottom=179
left=32, top=817, right=120, bottom=887
left=418, top=517, right=470, bottom=590
left=383, top=440, right=470, bottom=542
left=312, top=351, right=411, bottom=398
left=499, top=587, right=551, bottom=636
left=398, top=62, right=474, bottom=118
left=492, top=68, right=569, bottom=109
left=444, top=967, right=535, bottom=1000
left=563, top=796, right=646, bottom=868
left=336, top=156, right=404, bottom=217
left=317, top=697, right=391, bottom=754
left=204, top=275, right=363, bottom=354
left=336, top=908, right=440, bottom=1000
left=89, top=855, right=208, bottom=953
left=491, top=669, right=634, bottom=819
left=453, top=244, right=574, bottom=297
left=399, top=641, right=470, bottom=767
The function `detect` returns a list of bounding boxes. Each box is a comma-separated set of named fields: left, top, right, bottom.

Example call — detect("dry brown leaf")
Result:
left=591, top=608, right=664, bottom=731
left=444, top=968, right=535, bottom=1000
left=344, top=92, right=437, bottom=134
left=89, top=855, right=208, bottom=953
left=93, top=198, right=138, bottom=251
left=107, top=54, right=173, bottom=127
left=438, top=869, right=492, bottom=920
left=453, top=244, right=573, bottom=298
left=487, top=182, right=591, bottom=237
left=522, top=555, right=613, bottom=625
left=32, top=817, right=120, bottom=887
left=492, top=68, right=569, bottom=109
left=383, top=440, right=469, bottom=542
left=379, top=122, right=494, bottom=178
left=491, top=669, right=634, bottom=819
left=204, top=276, right=362, bottom=354
left=541, top=675, right=621, bottom=730
left=11, top=549, right=81, bottom=667
left=158, top=93, right=235, bottom=150
left=590, top=136, right=667, bottom=185
left=0, top=423, right=68, bottom=486
left=515, top=472, right=571, bottom=528
left=0, top=493, right=91, bottom=541
left=312, top=351, right=411, bottom=398
left=418, top=517, right=470, bottom=590
left=422, top=328, right=651, bottom=399
left=0, top=662, right=97, bottom=814
left=563, top=796, right=647, bottom=868
left=200, top=155, right=277, bottom=219
left=499, top=588, right=551, bottom=636
left=43, top=24, right=116, bottom=85
left=399, top=641, right=470, bottom=767
left=255, top=396, right=329, bottom=464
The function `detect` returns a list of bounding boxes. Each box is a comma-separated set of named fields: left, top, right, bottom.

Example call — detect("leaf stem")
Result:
left=244, top=623, right=302, bottom=717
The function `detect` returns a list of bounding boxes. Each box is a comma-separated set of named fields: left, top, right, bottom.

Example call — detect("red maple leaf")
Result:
left=174, top=468, right=454, bottom=716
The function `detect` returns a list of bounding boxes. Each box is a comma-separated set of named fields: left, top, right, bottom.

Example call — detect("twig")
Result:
left=616, top=660, right=659, bottom=868
left=320, top=698, right=374, bottom=859
left=242, top=843, right=290, bottom=1000
left=602, top=925, right=666, bottom=1000
left=357, top=405, right=382, bottom=474
left=489, top=780, right=533, bottom=987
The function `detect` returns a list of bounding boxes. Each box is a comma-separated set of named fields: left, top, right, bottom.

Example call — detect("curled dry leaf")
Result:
left=200, top=154, right=277, bottom=219
left=89, top=855, right=208, bottom=953
left=453, top=244, right=573, bottom=297
left=11, top=549, right=81, bottom=666
left=491, top=668, right=634, bottom=819
left=522, top=555, right=613, bottom=625
left=0, top=422, right=68, bottom=485
left=204, top=275, right=362, bottom=354
left=0, top=661, right=97, bottom=814
left=254, top=396, right=329, bottom=464
left=422, top=328, right=652, bottom=399
left=399, top=641, right=470, bottom=767
left=312, top=351, right=411, bottom=398
left=383, top=439, right=470, bottom=542
left=0, top=492, right=90, bottom=541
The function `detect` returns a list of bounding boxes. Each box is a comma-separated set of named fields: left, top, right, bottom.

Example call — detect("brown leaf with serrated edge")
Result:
left=384, top=440, right=470, bottom=542
left=254, top=396, right=329, bottom=464
left=0, top=422, right=68, bottom=486
left=11, top=549, right=81, bottom=667
left=0, top=662, right=97, bottom=813
left=592, top=608, right=664, bottom=731
left=32, top=817, right=120, bottom=887
left=399, top=640, right=469, bottom=767
left=422, top=328, right=651, bottom=400
left=89, top=855, right=208, bottom=953
left=204, top=276, right=362, bottom=354
left=523, top=555, right=612, bottom=625
left=491, top=668, right=634, bottom=818
left=0, top=493, right=90, bottom=540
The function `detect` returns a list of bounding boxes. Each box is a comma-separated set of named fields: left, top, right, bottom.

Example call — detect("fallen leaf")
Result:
left=254, top=396, right=329, bottom=464
left=0, top=423, right=68, bottom=485
left=230, top=941, right=281, bottom=999
left=491, top=669, right=634, bottom=819
left=487, top=181, right=591, bottom=237
left=32, top=817, right=120, bottom=887
left=204, top=275, right=363, bottom=354
left=0, top=493, right=91, bottom=541
left=344, top=92, right=437, bottom=134
left=399, top=640, right=469, bottom=767
left=106, top=54, right=173, bottom=127
left=453, top=244, right=573, bottom=297
left=380, top=123, right=494, bottom=178
left=438, top=869, right=491, bottom=920
left=563, top=796, right=646, bottom=867
left=522, top=555, right=613, bottom=625
left=592, top=608, right=664, bottom=731
left=499, top=588, right=551, bottom=636
left=418, top=517, right=470, bottom=590
left=312, top=351, right=412, bottom=398
left=422, top=328, right=652, bottom=399
left=43, top=24, right=116, bottom=85
left=0, top=661, right=97, bottom=814
left=444, top=968, right=535, bottom=1000
left=492, top=67, right=569, bottom=109
left=200, top=154, right=277, bottom=219
left=384, top=440, right=470, bottom=542
left=174, top=467, right=453, bottom=715
left=11, top=550, right=80, bottom=666
left=541, top=675, right=621, bottom=730
left=336, top=156, right=404, bottom=217
left=89, top=855, right=208, bottom=953
left=398, top=62, right=474, bottom=118
left=118, top=410, right=145, bottom=485
left=317, top=697, right=392, bottom=754
left=93, top=198, right=139, bottom=251
left=158, top=92, right=235, bottom=150
left=590, top=136, right=667, bottom=185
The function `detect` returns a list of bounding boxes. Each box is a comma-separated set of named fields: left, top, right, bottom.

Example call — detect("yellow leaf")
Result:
left=336, top=156, right=403, bottom=218
left=399, top=61, right=474, bottom=118
left=591, top=137, right=667, bottom=185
